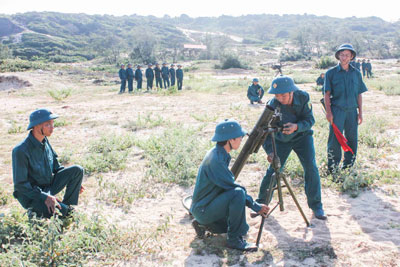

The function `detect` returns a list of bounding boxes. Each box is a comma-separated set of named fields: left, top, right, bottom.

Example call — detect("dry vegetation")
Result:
left=0, top=56, right=399, bottom=266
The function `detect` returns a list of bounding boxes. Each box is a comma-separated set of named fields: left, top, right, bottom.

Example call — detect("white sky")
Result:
left=1, top=0, right=399, bottom=22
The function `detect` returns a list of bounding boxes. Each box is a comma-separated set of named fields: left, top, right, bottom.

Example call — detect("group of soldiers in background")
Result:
left=350, top=59, right=373, bottom=78
left=118, top=62, right=184, bottom=94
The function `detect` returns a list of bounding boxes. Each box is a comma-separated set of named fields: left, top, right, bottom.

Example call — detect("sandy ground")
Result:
left=0, top=65, right=399, bottom=266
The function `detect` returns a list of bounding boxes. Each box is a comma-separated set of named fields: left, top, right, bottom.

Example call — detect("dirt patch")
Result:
left=0, top=75, right=32, bottom=91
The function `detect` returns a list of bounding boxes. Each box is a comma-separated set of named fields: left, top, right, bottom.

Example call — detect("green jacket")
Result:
left=264, top=90, right=315, bottom=154
left=324, top=64, right=367, bottom=110
left=190, top=145, right=261, bottom=213
left=12, top=132, right=63, bottom=202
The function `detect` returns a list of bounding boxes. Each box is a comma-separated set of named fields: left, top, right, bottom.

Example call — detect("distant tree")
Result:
left=129, top=39, right=157, bottom=65
left=0, top=43, right=12, bottom=59
left=92, top=35, right=125, bottom=64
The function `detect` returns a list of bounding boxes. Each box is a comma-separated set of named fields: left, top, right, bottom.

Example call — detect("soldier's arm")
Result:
left=12, top=149, right=49, bottom=202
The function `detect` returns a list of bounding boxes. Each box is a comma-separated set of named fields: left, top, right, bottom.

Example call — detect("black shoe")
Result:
left=227, top=236, right=258, bottom=252
left=192, top=220, right=206, bottom=238
left=313, top=208, right=327, bottom=220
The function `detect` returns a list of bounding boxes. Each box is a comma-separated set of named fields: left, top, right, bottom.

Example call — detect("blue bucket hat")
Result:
left=268, top=75, right=299, bottom=94
left=252, top=78, right=259, bottom=82
left=211, top=119, right=247, bottom=142
left=335, top=43, right=356, bottom=60
left=27, top=108, right=58, bottom=130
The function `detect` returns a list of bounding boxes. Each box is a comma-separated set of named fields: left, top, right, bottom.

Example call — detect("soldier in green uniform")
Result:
left=316, top=73, right=325, bottom=93
left=257, top=75, right=326, bottom=220
left=191, top=119, right=269, bottom=251
left=126, top=63, right=135, bottom=93
left=135, top=65, right=143, bottom=90
left=169, top=64, right=176, bottom=87
left=247, top=78, right=264, bottom=104
left=118, top=64, right=127, bottom=94
left=323, top=44, right=368, bottom=173
left=154, top=63, right=163, bottom=89
left=361, top=59, right=366, bottom=78
left=355, top=59, right=361, bottom=72
left=176, top=64, right=184, bottom=90
left=366, top=60, right=372, bottom=78
left=161, top=63, right=170, bottom=88
left=146, top=63, right=154, bottom=91
left=12, top=109, right=84, bottom=218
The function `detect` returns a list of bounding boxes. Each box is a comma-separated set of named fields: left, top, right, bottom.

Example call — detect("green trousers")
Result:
left=16, top=165, right=84, bottom=218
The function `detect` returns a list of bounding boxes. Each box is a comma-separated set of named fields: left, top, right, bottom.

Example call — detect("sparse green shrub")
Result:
left=48, top=88, right=72, bottom=101
left=315, top=56, right=337, bottom=69
left=0, top=208, right=167, bottom=265
left=0, top=185, right=10, bottom=206
left=123, top=112, right=164, bottom=131
left=54, top=118, right=70, bottom=128
left=359, top=116, right=389, bottom=148
left=279, top=49, right=306, bottom=62
left=0, top=59, right=48, bottom=72
left=134, top=126, right=212, bottom=186
left=79, top=134, right=135, bottom=175
left=7, top=120, right=24, bottom=134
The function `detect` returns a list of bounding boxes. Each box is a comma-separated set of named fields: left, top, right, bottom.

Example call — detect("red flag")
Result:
left=332, top=123, right=354, bottom=154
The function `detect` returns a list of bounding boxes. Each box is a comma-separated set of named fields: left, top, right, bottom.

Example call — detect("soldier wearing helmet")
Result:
left=258, top=75, right=326, bottom=220
left=12, top=109, right=84, bottom=218
left=190, top=119, right=269, bottom=251
left=323, top=44, right=368, bottom=174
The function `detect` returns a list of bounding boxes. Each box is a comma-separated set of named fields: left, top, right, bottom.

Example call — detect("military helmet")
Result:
left=252, top=78, right=259, bottom=82
left=211, top=119, right=247, bottom=142
left=268, top=75, right=299, bottom=94
left=335, top=43, right=356, bottom=60
left=27, top=108, right=58, bottom=130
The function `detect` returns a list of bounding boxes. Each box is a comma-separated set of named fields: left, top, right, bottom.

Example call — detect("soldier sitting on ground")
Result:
left=12, top=109, right=84, bottom=218
left=247, top=78, right=264, bottom=104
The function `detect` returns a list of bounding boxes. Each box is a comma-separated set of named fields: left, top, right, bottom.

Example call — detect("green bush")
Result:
left=315, top=56, right=337, bottom=69
left=79, top=134, right=135, bottom=175
left=134, top=126, right=212, bottom=186
left=217, top=54, right=245, bottom=69
left=0, top=59, right=48, bottom=72
left=0, top=209, right=160, bottom=265
left=48, top=88, right=72, bottom=101
left=279, top=49, right=306, bottom=62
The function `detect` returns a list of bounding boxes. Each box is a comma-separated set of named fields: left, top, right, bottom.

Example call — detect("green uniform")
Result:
left=258, top=90, right=323, bottom=212
left=119, top=68, right=127, bottom=93
left=324, top=64, right=368, bottom=171
left=361, top=62, right=366, bottom=77
left=176, top=68, right=184, bottom=90
left=161, top=66, right=170, bottom=88
left=155, top=66, right=162, bottom=88
left=191, top=145, right=261, bottom=239
left=366, top=62, right=372, bottom=78
left=135, top=68, right=142, bottom=89
left=247, top=84, right=264, bottom=102
left=145, top=67, right=154, bottom=89
left=12, top=132, right=83, bottom=218
left=127, top=67, right=134, bottom=92
left=169, top=68, right=176, bottom=86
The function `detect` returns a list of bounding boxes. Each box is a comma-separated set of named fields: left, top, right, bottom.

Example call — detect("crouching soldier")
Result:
left=247, top=78, right=264, bottom=104
left=190, top=119, right=269, bottom=251
left=12, top=109, right=84, bottom=218
left=257, top=76, right=326, bottom=220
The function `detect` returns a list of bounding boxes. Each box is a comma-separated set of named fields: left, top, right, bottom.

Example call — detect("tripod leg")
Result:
left=275, top=173, right=284, bottom=211
left=281, top=175, right=310, bottom=227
